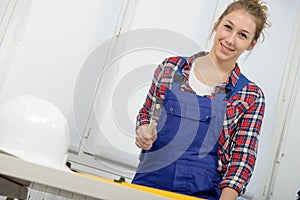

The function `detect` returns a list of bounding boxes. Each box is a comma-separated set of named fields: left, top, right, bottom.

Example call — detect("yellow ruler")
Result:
left=77, top=172, right=205, bottom=200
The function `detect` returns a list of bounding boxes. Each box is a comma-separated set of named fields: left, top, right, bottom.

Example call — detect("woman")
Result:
left=132, top=0, right=270, bottom=199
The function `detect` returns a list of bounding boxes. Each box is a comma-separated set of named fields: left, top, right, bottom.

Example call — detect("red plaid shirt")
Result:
left=136, top=52, right=265, bottom=195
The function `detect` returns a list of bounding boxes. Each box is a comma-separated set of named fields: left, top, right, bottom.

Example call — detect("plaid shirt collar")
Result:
left=183, top=52, right=242, bottom=88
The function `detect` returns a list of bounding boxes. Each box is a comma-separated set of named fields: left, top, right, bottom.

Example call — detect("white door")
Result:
left=72, top=0, right=221, bottom=179
left=0, top=0, right=125, bottom=153
left=266, top=10, right=300, bottom=199
left=269, top=77, right=300, bottom=199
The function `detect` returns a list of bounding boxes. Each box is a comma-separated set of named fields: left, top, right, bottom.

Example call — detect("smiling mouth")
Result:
left=220, top=42, right=234, bottom=53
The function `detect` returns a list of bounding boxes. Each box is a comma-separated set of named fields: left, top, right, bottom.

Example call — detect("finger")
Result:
left=136, top=134, right=151, bottom=145
left=135, top=139, right=143, bottom=148
left=136, top=136, right=152, bottom=147
left=135, top=136, right=145, bottom=146
left=143, top=144, right=152, bottom=150
left=137, top=130, right=154, bottom=143
left=135, top=139, right=152, bottom=150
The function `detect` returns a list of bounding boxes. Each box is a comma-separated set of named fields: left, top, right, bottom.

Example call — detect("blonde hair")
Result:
left=214, top=0, right=271, bottom=42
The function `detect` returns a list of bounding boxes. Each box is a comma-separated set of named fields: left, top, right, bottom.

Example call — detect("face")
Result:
left=210, top=9, right=257, bottom=68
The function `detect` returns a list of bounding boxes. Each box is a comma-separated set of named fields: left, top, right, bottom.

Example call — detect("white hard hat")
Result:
left=0, top=95, right=70, bottom=171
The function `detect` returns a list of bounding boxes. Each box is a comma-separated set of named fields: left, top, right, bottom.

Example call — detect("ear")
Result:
left=247, top=39, right=257, bottom=51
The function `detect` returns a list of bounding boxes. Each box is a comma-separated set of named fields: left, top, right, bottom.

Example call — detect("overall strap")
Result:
left=226, top=74, right=250, bottom=100
left=172, top=57, right=187, bottom=90
left=171, top=57, right=250, bottom=100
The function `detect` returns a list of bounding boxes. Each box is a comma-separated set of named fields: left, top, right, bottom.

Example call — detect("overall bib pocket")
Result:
left=156, top=99, right=215, bottom=149
left=174, top=163, right=221, bottom=195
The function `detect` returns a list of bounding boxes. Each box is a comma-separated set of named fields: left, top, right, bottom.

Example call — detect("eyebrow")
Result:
left=225, top=20, right=251, bottom=34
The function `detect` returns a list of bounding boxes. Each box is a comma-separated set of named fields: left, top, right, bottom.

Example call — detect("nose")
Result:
left=225, top=32, right=236, bottom=46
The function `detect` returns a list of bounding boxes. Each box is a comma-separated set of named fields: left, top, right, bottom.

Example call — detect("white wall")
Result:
left=0, top=0, right=124, bottom=152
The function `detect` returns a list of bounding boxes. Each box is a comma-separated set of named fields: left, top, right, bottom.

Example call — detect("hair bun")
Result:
left=251, top=0, right=259, bottom=3
left=250, top=0, right=268, bottom=12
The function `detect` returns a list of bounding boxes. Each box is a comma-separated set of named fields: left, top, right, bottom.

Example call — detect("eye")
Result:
left=224, top=24, right=232, bottom=31
left=239, top=33, right=248, bottom=39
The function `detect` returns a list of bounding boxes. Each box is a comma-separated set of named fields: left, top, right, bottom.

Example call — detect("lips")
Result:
left=220, top=42, right=234, bottom=54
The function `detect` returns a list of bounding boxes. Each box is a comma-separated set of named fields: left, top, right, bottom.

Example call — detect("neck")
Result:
left=208, top=53, right=235, bottom=81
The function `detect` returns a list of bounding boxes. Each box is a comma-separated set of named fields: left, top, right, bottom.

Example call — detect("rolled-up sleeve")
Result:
left=136, top=59, right=166, bottom=128
left=220, top=86, right=265, bottom=194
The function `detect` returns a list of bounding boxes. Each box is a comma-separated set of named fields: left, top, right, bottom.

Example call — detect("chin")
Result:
left=216, top=51, right=233, bottom=62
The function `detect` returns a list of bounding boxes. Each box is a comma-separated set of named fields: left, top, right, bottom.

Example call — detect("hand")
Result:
left=135, top=124, right=157, bottom=150
left=219, top=187, right=238, bottom=200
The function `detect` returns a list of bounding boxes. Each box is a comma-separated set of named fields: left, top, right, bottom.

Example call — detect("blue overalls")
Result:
left=132, top=58, right=249, bottom=200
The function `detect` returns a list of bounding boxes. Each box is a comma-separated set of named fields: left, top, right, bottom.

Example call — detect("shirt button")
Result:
left=169, top=107, right=174, bottom=112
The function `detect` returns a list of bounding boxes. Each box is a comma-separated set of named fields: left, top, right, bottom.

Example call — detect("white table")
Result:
left=0, top=153, right=170, bottom=200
